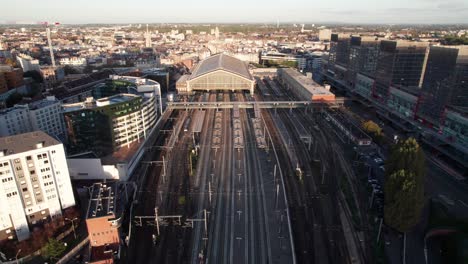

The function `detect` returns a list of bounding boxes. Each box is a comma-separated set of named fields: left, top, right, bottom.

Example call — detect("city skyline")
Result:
left=2, top=0, right=468, bottom=24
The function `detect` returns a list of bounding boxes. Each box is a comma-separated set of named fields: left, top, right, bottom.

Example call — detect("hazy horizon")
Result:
left=2, top=0, right=468, bottom=25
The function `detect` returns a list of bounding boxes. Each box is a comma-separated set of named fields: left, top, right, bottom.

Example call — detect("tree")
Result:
left=384, top=138, right=425, bottom=232
left=41, top=238, right=66, bottom=261
left=23, top=70, right=44, bottom=83
left=361, top=120, right=382, bottom=136
left=4, top=58, right=17, bottom=68
left=63, top=65, right=81, bottom=75
left=5, top=92, right=23, bottom=107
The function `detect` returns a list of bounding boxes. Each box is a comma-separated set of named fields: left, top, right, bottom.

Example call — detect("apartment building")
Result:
left=0, top=131, right=75, bottom=241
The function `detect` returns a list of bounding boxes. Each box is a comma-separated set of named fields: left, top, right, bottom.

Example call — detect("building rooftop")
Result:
left=0, top=131, right=60, bottom=157
left=63, top=94, right=140, bottom=113
left=281, top=68, right=334, bottom=96
left=189, top=53, right=253, bottom=81
left=28, top=96, right=60, bottom=110
left=0, top=104, right=28, bottom=115
left=110, top=75, right=160, bottom=87
left=85, top=181, right=132, bottom=221
left=86, top=182, right=117, bottom=219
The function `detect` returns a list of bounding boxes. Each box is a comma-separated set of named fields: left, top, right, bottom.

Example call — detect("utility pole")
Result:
left=273, top=164, right=277, bottom=183
left=376, top=218, right=383, bottom=243
left=204, top=209, right=208, bottom=238
left=162, top=156, right=166, bottom=183
left=64, top=217, right=78, bottom=240
left=208, top=181, right=212, bottom=205
left=155, top=207, right=160, bottom=236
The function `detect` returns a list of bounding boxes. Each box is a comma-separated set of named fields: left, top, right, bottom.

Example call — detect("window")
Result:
left=22, top=187, right=28, bottom=192
left=26, top=156, right=32, bottom=161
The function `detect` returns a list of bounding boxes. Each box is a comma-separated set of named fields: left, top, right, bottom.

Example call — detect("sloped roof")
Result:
left=189, top=53, right=253, bottom=81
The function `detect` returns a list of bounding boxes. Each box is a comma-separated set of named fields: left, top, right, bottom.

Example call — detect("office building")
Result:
left=418, top=46, right=468, bottom=125
left=63, top=78, right=159, bottom=156
left=0, top=131, right=75, bottom=241
left=321, top=39, right=467, bottom=170
left=177, top=53, right=255, bottom=94
left=373, top=41, right=428, bottom=103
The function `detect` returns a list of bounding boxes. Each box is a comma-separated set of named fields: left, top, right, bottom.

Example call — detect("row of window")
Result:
left=0, top=170, right=11, bottom=175
left=6, top=191, right=18, bottom=198
left=41, top=167, right=51, bottom=173
left=1, top=177, right=13, bottom=183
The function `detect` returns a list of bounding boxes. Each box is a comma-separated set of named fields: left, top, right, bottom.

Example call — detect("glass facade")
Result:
left=64, top=97, right=143, bottom=156
left=354, top=73, right=374, bottom=99
left=373, top=41, right=427, bottom=102
left=418, top=46, right=465, bottom=124
left=443, top=110, right=468, bottom=147
left=387, top=87, right=418, bottom=118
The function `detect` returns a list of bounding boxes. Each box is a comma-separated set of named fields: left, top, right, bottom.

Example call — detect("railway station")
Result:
left=176, top=53, right=256, bottom=94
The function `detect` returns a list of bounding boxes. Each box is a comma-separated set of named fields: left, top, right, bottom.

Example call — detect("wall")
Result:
left=67, top=159, right=124, bottom=180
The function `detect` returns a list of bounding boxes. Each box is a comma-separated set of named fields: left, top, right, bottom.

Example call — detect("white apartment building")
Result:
left=0, top=96, right=66, bottom=141
left=0, top=131, right=75, bottom=241
left=16, top=53, right=40, bottom=72
left=0, top=105, right=32, bottom=137
left=59, top=57, right=87, bottom=66
left=29, top=96, right=66, bottom=141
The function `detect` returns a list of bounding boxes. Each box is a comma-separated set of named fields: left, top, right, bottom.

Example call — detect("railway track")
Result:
left=257, top=76, right=352, bottom=263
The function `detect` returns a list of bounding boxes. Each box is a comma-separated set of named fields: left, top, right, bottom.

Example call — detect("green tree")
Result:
left=63, top=65, right=81, bottom=75
left=23, top=70, right=44, bottom=83
left=361, top=120, right=382, bottom=136
left=5, top=92, right=23, bottom=107
left=384, top=138, right=425, bottom=232
left=41, top=238, right=66, bottom=261
left=4, top=58, right=17, bottom=68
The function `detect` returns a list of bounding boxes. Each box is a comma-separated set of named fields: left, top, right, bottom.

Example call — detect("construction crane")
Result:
left=40, top=22, right=60, bottom=68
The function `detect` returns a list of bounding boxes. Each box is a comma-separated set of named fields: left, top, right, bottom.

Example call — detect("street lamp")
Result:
left=64, top=217, right=78, bottom=240
left=15, top=249, right=21, bottom=264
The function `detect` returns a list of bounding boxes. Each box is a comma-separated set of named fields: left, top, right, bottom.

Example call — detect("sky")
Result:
left=2, top=0, right=468, bottom=24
